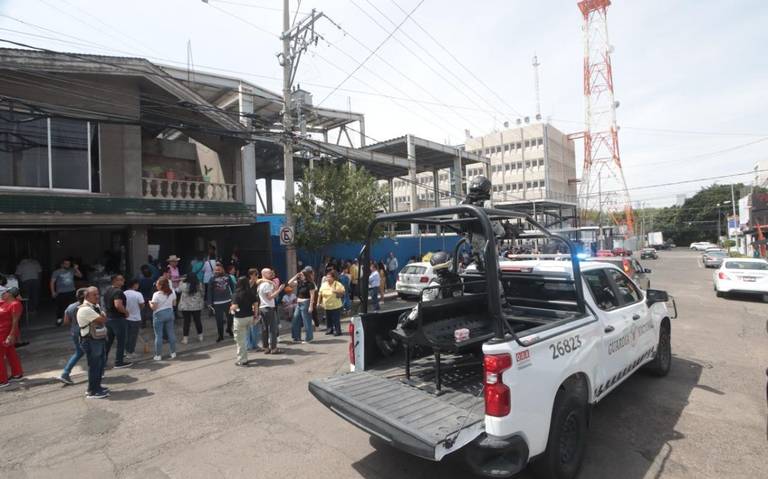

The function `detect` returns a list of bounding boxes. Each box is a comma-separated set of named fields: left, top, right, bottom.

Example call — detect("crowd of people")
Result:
left=0, top=247, right=407, bottom=396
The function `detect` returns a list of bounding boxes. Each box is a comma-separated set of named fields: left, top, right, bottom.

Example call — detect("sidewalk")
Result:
left=11, top=290, right=400, bottom=383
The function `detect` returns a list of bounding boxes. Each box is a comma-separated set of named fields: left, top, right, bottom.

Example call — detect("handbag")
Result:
left=79, top=304, right=107, bottom=340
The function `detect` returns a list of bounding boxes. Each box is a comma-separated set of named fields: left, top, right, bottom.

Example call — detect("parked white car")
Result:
left=395, top=262, right=435, bottom=299
left=690, top=242, right=717, bottom=251
left=713, top=258, right=768, bottom=298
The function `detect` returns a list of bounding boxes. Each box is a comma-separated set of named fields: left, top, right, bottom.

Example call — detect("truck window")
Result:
left=606, top=269, right=642, bottom=305
left=583, top=269, right=619, bottom=310
left=503, top=276, right=578, bottom=311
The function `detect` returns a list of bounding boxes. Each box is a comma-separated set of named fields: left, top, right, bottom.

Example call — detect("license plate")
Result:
left=742, top=277, right=756, bottom=282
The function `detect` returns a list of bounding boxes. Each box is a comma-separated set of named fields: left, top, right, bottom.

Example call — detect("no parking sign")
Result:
left=279, top=226, right=294, bottom=245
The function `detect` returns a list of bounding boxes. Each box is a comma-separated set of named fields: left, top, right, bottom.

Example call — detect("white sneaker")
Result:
left=153, top=355, right=161, bottom=361
left=170, top=352, right=177, bottom=359
left=181, top=337, right=188, bottom=345
left=198, top=334, right=204, bottom=342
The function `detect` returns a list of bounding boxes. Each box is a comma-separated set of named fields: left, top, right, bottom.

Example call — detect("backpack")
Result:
left=192, top=261, right=205, bottom=283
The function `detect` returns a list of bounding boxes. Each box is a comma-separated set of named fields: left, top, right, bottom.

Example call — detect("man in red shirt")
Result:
left=0, top=285, right=24, bottom=387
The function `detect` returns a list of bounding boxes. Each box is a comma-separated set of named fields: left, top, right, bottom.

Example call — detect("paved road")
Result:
left=1, top=250, right=766, bottom=478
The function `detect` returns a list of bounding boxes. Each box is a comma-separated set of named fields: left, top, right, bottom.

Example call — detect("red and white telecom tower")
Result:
left=577, top=0, right=634, bottom=235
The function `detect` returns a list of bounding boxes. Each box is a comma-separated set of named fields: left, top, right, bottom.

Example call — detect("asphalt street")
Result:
left=0, top=249, right=766, bottom=479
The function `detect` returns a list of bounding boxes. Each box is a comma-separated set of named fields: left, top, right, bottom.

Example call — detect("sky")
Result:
left=1, top=0, right=766, bottom=211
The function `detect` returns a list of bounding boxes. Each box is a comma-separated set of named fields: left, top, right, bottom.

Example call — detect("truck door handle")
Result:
left=632, top=314, right=641, bottom=321
left=604, top=326, right=615, bottom=333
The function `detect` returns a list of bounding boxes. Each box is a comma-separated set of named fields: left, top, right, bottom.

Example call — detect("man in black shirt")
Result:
left=104, top=274, right=132, bottom=369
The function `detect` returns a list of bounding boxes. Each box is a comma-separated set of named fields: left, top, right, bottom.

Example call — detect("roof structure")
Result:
left=159, top=65, right=364, bottom=133
left=364, top=135, right=488, bottom=173
left=0, top=48, right=245, bottom=134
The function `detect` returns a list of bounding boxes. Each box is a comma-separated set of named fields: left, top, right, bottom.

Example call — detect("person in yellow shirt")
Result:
left=318, top=270, right=345, bottom=336
left=349, top=260, right=359, bottom=301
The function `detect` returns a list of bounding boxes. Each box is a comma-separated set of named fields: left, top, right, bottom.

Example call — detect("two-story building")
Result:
left=0, top=48, right=269, bottom=284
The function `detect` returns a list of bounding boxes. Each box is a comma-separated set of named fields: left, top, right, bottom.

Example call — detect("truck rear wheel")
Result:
left=531, top=389, right=587, bottom=479
left=645, top=321, right=671, bottom=377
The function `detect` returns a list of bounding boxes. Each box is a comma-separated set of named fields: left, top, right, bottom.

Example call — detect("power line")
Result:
left=202, top=0, right=280, bottom=39
left=0, top=24, right=500, bottom=115
left=315, top=0, right=425, bottom=107
left=622, top=136, right=768, bottom=170
left=389, top=0, right=523, bottom=118
left=580, top=169, right=766, bottom=198
left=357, top=0, right=516, bottom=123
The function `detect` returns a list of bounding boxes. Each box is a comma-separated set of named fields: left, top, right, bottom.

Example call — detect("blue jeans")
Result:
left=126, top=321, right=140, bottom=354
left=153, top=308, right=176, bottom=357
left=387, top=271, right=396, bottom=289
left=246, top=323, right=261, bottom=350
left=370, top=288, right=380, bottom=311
left=105, top=317, right=128, bottom=366
left=326, top=308, right=342, bottom=335
left=292, top=301, right=314, bottom=341
left=80, top=338, right=105, bottom=394
left=62, top=333, right=84, bottom=377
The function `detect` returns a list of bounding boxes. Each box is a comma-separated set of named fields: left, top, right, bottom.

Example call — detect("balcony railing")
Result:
left=142, top=177, right=236, bottom=202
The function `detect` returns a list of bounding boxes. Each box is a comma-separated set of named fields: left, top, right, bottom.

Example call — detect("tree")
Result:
left=288, top=163, right=388, bottom=255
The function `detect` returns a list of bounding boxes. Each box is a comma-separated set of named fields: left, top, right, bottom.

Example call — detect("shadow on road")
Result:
left=108, top=388, right=154, bottom=401
left=349, top=356, right=702, bottom=479
left=102, top=374, right=139, bottom=385
left=247, top=358, right=295, bottom=367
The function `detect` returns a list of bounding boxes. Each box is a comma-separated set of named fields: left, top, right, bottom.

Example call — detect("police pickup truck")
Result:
left=309, top=205, right=676, bottom=479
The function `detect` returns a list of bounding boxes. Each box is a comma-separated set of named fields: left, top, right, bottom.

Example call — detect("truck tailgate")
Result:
left=309, top=372, right=484, bottom=460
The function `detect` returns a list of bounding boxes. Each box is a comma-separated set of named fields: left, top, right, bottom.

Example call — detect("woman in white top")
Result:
left=150, top=277, right=177, bottom=360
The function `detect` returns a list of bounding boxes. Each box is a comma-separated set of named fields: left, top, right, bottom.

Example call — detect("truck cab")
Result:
left=309, top=205, right=675, bottom=479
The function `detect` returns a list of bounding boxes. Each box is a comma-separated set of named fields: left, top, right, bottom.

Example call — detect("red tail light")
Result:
left=622, top=258, right=631, bottom=273
left=718, top=272, right=730, bottom=280
left=348, top=322, right=355, bottom=366
left=484, top=354, right=512, bottom=417
left=419, top=276, right=429, bottom=283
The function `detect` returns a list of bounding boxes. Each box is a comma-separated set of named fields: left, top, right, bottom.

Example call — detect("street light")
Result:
left=717, top=201, right=732, bottom=244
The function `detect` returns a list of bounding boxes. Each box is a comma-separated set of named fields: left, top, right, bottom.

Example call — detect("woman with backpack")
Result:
left=206, top=262, right=235, bottom=342
left=178, top=272, right=204, bottom=344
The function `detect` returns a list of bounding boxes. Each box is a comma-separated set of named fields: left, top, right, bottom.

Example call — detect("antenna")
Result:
left=186, top=39, right=195, bottom=84
left=532, top=54, right=541, bottom=120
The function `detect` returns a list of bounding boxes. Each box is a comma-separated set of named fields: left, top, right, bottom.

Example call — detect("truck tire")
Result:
left=645, top=321, right=671, bottom=377
left=531, top=389, right=587, bottom=479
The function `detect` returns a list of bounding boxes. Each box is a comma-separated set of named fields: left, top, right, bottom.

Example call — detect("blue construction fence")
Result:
left=258, top=214, right=461, bottom=279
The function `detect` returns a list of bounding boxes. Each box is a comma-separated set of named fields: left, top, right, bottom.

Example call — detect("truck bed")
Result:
left=308, top=354, right=485, bottom=461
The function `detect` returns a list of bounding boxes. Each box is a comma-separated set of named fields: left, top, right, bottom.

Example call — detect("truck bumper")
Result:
left=464, top=433, right=530, bottom=478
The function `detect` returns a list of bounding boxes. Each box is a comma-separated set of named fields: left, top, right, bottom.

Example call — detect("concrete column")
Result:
left=265, top=177, right=274, bottom=214
left=123, top=125, right=142, bottom=197
left=128, top=225, right=148, bottom=278
left=388, top=178, right=395, bottom=212
left=239, top=84, right=257, bottom=209
left=359, top=117, right=366, bottom=147
left=453, top=150, right=463, bottom=204
left=407, top=134, right=418, bottom=236
left=432, top=168, right=440, bottom=208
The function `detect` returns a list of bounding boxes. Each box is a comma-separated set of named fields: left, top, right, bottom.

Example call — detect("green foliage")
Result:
left=288, top=163, right=388, bottom=252
left=634, top=183, right=744, bottom=245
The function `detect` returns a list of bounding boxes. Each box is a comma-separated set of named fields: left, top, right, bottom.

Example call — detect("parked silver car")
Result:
left=702, top=250, right=728, bottom=268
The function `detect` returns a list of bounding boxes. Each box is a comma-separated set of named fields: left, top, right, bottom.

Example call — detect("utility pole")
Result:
left=597, top=174, right=602, bottom=248
left=281, top=0, right=296, bottom=277
left=279, top=2, right=325, bottom=276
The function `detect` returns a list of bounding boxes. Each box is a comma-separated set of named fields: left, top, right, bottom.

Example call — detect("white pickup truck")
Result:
left=309, top=205, right=676, bottom=479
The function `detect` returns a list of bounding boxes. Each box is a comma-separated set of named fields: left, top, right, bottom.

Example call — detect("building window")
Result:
left=504, top=144, right=510, bottom=152
left=538, top=158, right=544, bottom=166
left=526, top=181, right=532, bottom=188
left=538, top=138, right=544, bottom=146
left=505, top=184, right=511, bottom=191
left=525, top=161, right=531, bottom=168
left=0, top=111, right=96, bottom=191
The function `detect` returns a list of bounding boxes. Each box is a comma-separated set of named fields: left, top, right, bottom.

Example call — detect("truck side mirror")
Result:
left=646, top=289, right=668, bottom=304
